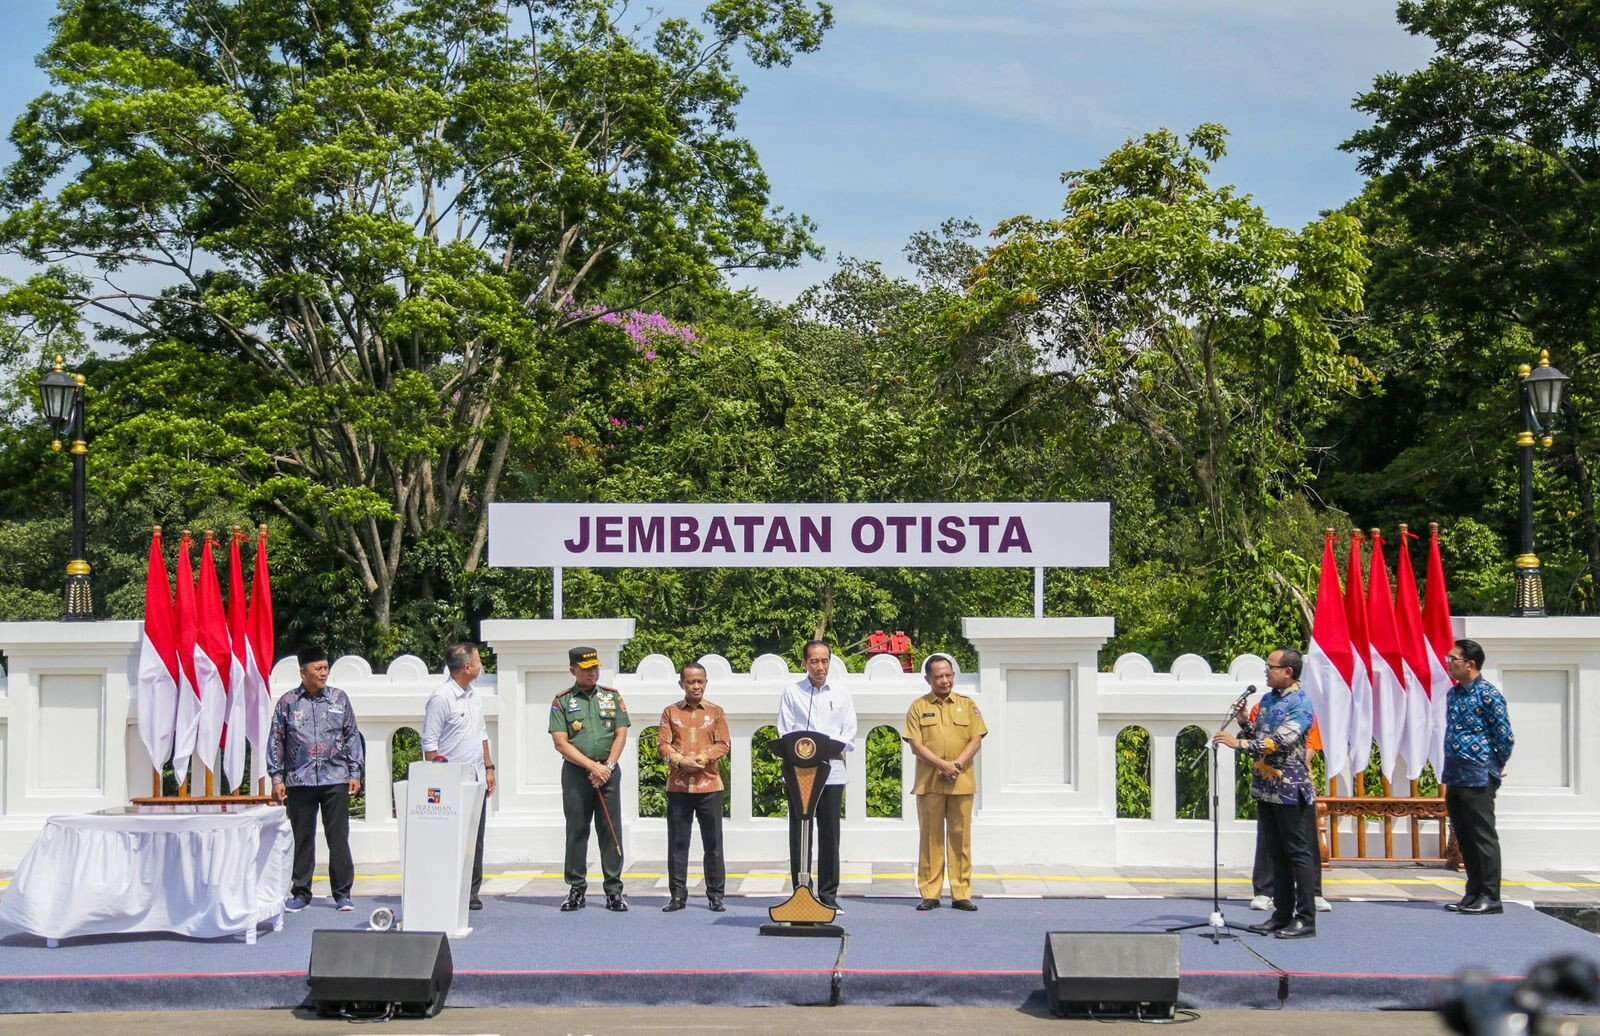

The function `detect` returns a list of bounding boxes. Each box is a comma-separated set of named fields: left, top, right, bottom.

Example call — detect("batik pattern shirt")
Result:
left=1238, top=686, right=1316, bottom=805
left=1442, top=676, right=1514, bottom=788
left=267, top=685, right=364, bottom=788
left=658, top=699, right=731, bottom=794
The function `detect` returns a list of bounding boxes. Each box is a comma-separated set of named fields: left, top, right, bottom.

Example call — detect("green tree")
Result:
left=954, top=126, right=1370, bottom=655
left=0, top=0, right=831, bottom=642
left=1336, top=0, right=1600, bottom=611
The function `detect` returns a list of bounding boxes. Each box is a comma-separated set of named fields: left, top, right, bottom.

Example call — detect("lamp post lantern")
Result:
left=38, top=355, right=93, bottom=620
left=1514, top=349, right=1570, bottom=616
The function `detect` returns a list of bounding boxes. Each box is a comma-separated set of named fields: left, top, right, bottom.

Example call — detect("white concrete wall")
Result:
left=0, top=614, right=1594, bottom=870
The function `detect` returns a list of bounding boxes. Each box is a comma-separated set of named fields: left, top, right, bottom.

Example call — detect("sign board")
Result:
left=488, top=502, right=1109, bottom=569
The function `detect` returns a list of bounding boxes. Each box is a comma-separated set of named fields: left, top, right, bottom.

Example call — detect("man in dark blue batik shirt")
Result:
left=1441, top=639, right=1515, bottom=915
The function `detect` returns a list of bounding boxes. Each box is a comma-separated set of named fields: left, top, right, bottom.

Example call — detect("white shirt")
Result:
left=778, top=677, right=858, bottom=786
left=422, top=677, right=489, bottom=780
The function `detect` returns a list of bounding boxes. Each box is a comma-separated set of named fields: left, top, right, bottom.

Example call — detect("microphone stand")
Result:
left=1168, top=687, right=1258, bottom=943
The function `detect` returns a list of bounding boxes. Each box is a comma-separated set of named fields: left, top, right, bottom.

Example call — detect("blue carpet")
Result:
left=0, top=896, right=1594, bottom=1013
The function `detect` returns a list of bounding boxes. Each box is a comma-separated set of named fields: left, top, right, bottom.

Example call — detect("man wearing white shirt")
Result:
left=777, top=640, right=857, bottom=910
left=422, top=642, right=497, bottom=910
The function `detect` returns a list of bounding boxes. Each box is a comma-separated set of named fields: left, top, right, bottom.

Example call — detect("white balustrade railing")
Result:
left=0, top=615, right=1595, bottom=869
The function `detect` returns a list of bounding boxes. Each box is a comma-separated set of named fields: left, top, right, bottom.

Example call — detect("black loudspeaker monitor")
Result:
left=308, top=929, right=453, bottom=1019
left=1041, top=931, right=1179, bottom=1019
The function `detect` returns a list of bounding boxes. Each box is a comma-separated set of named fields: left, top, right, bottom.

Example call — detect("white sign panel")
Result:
left=488, top=502, right=1109, bottom=568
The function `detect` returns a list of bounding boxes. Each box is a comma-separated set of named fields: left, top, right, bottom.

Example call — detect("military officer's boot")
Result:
left=561, top=887, right=586, bottom=912
left=606, top=892, right=628, bottom=912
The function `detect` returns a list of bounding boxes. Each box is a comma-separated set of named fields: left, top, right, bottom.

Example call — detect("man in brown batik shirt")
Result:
left=658, top=661, right=731, bottom=912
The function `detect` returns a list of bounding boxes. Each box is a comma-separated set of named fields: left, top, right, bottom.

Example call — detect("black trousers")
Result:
left=286, top=784, right=353, bottom=900
left=666, top=791, right=726, bottom=900
left=1446, top=783, right=1502, bottom=903
left=561, top=761, right=624, bottom=896
left=788, top=784, right=843, bottom=901
left=471, top=794, right=487, bottom=899
left=1257, top=801, right=1318, bottom=925
left=1252, top=817, right=1322, bottom=898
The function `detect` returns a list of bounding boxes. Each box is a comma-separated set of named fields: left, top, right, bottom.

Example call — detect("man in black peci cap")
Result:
left=268, top=646, right=364, bottom=913
left=549, top=646, right=630, bottom=911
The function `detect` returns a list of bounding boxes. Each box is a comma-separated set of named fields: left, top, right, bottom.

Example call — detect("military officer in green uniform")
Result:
left=550, top=646, right=631, bottom=912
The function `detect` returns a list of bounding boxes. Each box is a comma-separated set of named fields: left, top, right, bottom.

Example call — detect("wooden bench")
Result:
left=1317, top=776, right=1461, bottom=869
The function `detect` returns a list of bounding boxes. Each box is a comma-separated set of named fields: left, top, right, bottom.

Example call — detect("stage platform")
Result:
left=1, top=894, right=1595, bottom=1015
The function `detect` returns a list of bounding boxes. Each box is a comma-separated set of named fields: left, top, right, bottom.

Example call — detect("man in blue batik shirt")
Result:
left=268, top=646, right=364, bottom=914
left=1441, top=639, right=1515, bottom=915
left=1215, top=647, right=1319, bottom=940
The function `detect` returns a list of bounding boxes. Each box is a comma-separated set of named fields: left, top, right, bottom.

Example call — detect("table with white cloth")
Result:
left=0, top=805, right=293, bottom=944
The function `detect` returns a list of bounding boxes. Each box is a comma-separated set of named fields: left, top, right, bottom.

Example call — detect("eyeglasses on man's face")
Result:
left=1265, top=664, right=1291, bottom=672
left=1444, top=654, right=1467, bottom=665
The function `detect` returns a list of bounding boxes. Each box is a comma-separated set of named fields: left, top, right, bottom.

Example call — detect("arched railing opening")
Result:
left=866, top=725, right=902, bottom=818
left=1175, top=725, right=1209, bottom=820
left=1116, top=725, right=1152, bottom=819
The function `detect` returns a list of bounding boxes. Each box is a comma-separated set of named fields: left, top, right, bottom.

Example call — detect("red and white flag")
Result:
left=1301, top=531, right=1355, bottom=785
left=135, top=528, right=179, bottom=775
left=171, top=533, right=202, bottom=787
left=223, top=532, right=254, bottom=792
left=1365, top=530, right=1408, bottom=783
left=194, top=533, right=238, bottom=781
left=246, top=527, right=275, bottom=785
left=1394, top=527, right=1434, bottom=781
left=1343, top=530, right=1375, bottom=782
left=1422, top=524, right=1455, bottom=775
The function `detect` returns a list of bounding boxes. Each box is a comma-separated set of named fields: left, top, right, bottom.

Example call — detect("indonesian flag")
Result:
left=194, top=533, right=237, bottom=780
left=247, top=528, right=276, bottom=785
left=1422, top=524, right=1455, bottom=775
left=223, top=532, right=254, bottom=792
left=1365, top=530, right=1408, bottom=783
left=135, top=528, right=179, bottom=774
left=1301, top=530, right=1355, bottom=785
left=1343, top=530, right=1375, bottom=781
left=1394, top=527, right=1434, bottom=781
left=171, top=533, right=202, bottom=787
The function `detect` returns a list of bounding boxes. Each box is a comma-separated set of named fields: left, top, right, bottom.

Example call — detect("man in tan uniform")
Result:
left=903, top=653, right=987, bottom=911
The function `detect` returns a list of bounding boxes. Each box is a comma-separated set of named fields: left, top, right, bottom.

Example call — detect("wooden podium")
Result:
left=760, top=729, right=846, bottom=938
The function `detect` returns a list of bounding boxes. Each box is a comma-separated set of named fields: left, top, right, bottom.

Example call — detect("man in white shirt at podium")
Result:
left=422, top=642, right=497, bottom=910
left=777, top=640, right=857, bottom=911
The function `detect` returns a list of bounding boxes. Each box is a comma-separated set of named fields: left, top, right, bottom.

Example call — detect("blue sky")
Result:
left=0, top=1, right=1437, bottom=303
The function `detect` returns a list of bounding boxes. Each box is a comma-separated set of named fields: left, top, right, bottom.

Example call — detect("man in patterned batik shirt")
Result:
left=1215, top=646, right=1318, bottom=940
left=1441, top=639, right=1515, bottom=915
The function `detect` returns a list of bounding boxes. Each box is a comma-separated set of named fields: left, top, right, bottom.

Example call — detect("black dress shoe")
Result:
left=1458, top=898, right=1504, bottom=915
left=1274, top=919, right=1316, bottom=939
left=560, top=888, right=586, bottom=912
left=469, top=896, right=484, bottom=911
left=662, top=899, right=686, bottom=912
left=1444, top=896, right=1471, bottom=912
left=707, top=896, right=726, bottom=912
left=951, top=899, right=978, bottom=911
left=606, top=893, right=628, bottom=912
left=916, top=898, right=940, bottom=911
left=1248, top=917, right=1292, bottom=935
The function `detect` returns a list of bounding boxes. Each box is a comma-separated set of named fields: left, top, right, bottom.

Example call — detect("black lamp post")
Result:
left=1514, top=349, right=1570, bottom=616
left=38, top=355, right=92, bottom=620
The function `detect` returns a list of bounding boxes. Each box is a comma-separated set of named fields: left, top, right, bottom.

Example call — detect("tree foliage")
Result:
left=0, top=0, right=831, bottom=638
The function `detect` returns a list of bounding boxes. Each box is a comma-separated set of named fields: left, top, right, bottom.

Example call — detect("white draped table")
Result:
left=0, top=806, right=293, bottom=944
